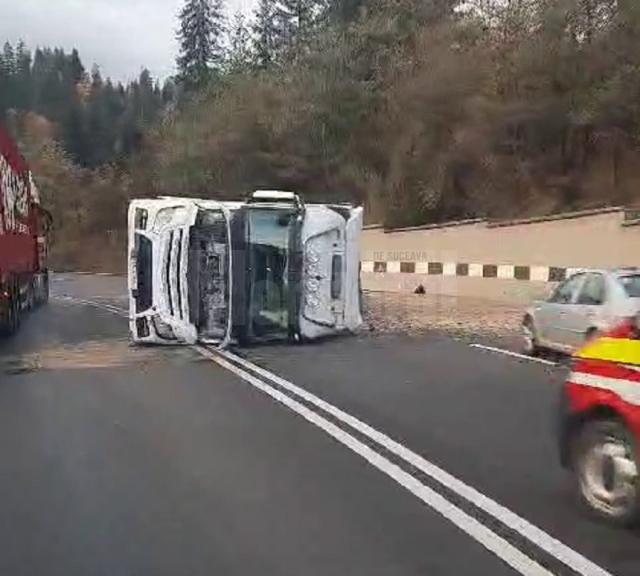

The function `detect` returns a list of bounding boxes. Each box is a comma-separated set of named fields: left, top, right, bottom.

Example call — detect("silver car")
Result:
left=523, top=268, right=640, bottom=355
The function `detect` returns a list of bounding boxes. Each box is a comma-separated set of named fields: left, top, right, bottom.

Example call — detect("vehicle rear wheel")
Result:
left=25, top=281, right=35, bottom=311
left=4, top=282, right=20, bottom=335
left=522, top=316, right=540, bottom=356
left=585, top=327, right=600, bottom=344
left=40, top=272, right=49, bottom=305
left=572, top=419, right=640, bottom=526
left=34, top=272, right=49, bottom=306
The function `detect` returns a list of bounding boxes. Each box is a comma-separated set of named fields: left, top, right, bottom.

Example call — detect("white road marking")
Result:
left=196, top=346, right=553, bottom=576
left=55, top=296, right=611, bottom=576
left=216, top=348, right=611, bottom=576
left=470, top=344, right=558, bottom=367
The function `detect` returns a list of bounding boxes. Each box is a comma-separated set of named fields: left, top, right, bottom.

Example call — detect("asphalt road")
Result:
left=0, top=273, right=637, bottom=576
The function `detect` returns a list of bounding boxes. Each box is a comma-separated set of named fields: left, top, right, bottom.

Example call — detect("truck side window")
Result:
left=331, top=255, right=342, bottom=300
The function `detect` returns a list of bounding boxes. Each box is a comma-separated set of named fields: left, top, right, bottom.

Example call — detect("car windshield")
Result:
left=619, top=275, right=640, bottom=298
left=246, top=208, right=295, bottom=339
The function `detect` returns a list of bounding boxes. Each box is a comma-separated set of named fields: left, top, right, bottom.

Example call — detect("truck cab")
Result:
left=128, top=191, right=363, bottom=346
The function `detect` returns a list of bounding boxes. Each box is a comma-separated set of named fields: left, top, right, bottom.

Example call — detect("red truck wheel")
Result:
left=1, top=281, right=20, bottom=336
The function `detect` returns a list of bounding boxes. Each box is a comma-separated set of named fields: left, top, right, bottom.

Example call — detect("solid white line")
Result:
left=217, top=348, right=610, bottom=576
left=470, top=344, right=558, bottom=367
left=196, top=346, right=552, bottom=576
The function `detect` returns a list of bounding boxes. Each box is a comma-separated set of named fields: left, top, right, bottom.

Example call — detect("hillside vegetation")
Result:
left=4, top=0, right=640, bottom=269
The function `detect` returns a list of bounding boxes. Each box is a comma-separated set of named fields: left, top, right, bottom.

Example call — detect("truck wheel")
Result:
left=26, top=281, right=35, bottom=311
left=41, top=272, right=49, bottom=305
left=11, top=282, right=20, bottom=331
left=34, top=272, right=49, bottom=306
left=2, top=282, right=20, bottom=335
left=572, top=419, right=640, bottom=526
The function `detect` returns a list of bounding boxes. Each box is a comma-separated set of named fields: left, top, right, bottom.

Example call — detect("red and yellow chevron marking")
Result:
left=568, top=326, right=640, bottom=437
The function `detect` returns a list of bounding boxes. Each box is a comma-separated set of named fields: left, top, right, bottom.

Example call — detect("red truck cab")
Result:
left=0, top=124, right=50, bottom=335
left=559, top=317, right=640, bottom=525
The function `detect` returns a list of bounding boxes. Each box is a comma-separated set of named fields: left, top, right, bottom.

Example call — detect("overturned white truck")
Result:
left=128, top=191, right=363, bottom=346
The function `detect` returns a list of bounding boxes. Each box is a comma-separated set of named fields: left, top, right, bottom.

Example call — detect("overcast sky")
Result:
left=1, top=0, right=256, bottom=84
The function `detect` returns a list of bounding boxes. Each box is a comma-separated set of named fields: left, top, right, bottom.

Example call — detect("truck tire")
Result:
left=1, top=281, right=20, bottom=336
left=11, top=281, right=20, bottom=332
left=25, top=281, right=35, bottom=311
left=40, top=272, right=49, bottom=304
left=572, top=418, right=640, bottom=526
left=34, top=272, right=49, bottom=306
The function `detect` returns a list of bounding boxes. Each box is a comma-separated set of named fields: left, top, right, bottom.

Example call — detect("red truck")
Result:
left=0, top=124, right=50, bottom=335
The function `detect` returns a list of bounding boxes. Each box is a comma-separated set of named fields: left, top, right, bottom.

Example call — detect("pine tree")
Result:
left=14, top=41, right=32, bottom=108
left=176, top=0, right=226, bottom=90
left=68, top=49, right=85, bottom=85
left=1, top=43, right=17, bottom=112
left=275, top=0, right=319, bottom=55
left=161, top=79, right=178, bottom=104
left=253, top=0, right=279, bottom=68
left=227, top=11, right=252, bottom=73
left=138, top=69, right=159, bottom=124
left=1, top=43, right=16, bottom=77
left=210, top=0, right=227, bottom=73
left=0, top=43, right=12, bottom=115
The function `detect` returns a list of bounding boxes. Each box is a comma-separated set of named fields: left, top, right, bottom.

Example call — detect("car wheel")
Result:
left=522, top=316, right=539, bottom=356
left=585, top=327, right=600, bottom=343
left=572, top=419, right=640, bottom=526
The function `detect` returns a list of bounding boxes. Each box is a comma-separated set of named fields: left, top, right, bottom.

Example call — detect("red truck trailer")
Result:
left=0, top=124, right=50, bottom=335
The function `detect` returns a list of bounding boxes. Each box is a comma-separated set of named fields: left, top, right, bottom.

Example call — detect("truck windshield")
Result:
left=135, top=234, right=152, bottom=313
left=247, top=209, right=295, bottom=338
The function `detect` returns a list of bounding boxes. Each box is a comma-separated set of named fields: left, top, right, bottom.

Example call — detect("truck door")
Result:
left=302, top=208, right=347, bottom=329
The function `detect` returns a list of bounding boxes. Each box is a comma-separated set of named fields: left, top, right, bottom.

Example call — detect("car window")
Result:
left=576, top=273, right=606, bottom=305
left=619, top=275, right=640, bottom=298
left=549, top=274, right=584, bottom=304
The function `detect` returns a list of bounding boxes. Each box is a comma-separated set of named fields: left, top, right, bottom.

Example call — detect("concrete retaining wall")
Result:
left=361, top=208, right=640, bottom=304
